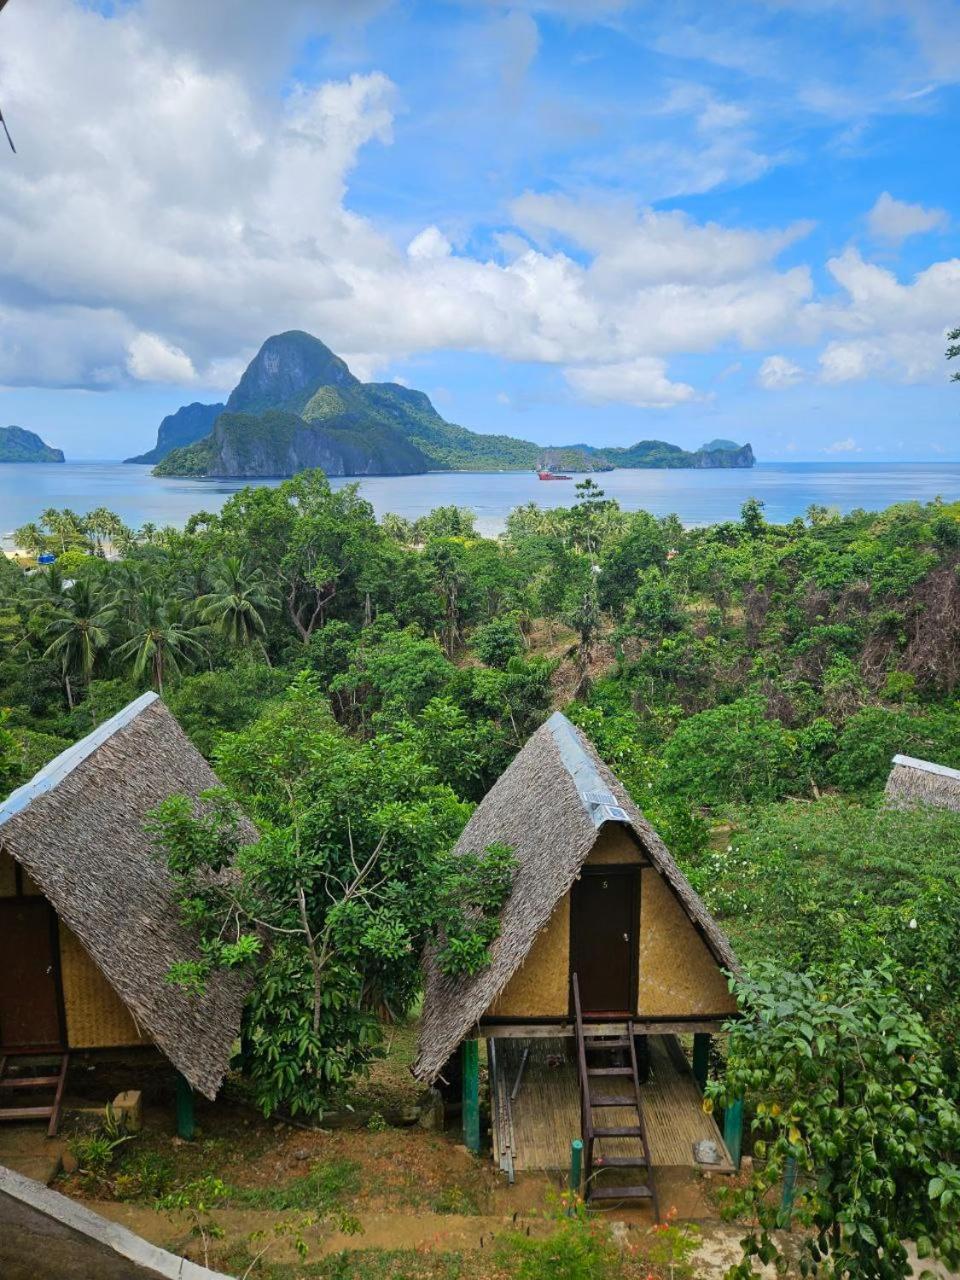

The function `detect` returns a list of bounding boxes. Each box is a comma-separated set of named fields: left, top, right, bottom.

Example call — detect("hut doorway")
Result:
left=570, top=867, right=638, bottom=1014
left=0, top=900, right=64, bottom=1050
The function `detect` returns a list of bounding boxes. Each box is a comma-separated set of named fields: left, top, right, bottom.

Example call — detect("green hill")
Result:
left=0, top=426, right=64, bottom=464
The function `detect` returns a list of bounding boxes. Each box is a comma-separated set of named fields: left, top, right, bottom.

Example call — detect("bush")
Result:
left=471, top=616, right=524, bottom=669
left=661, top=698, right=804, bottom=806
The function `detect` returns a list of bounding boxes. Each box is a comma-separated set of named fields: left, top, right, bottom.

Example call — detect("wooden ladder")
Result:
left=572, top=974, right=658, bottom=1217
left=0, top=1051, right=70, bottom=1137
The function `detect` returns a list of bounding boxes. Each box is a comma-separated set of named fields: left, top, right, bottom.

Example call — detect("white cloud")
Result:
left=126, top=333, right=197, bottom=385
left=0, top=0, right=957, bottom=419
left=815, top=249, right=960, bottom=383
left=823, top=437, right=862, bottom=453
left=757, top=354, right=804, bottom=389
left=407, top=227, right=453, bottom=260
left=565, top=360, right=696, bottom=408
left=867, top=192, right=949, bottom=244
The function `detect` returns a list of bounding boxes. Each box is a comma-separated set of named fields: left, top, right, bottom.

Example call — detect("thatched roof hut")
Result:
left=0, top=693, right=256, bottom=1099
left=414, top=711, right=738, bottom=1084
left=884, top=753, right=960, bottom=813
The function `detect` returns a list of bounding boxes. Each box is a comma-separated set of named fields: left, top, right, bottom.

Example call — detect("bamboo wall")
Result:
left=58, top=923, right=149, bottom=1049
left=482, top=824, right=736, bottom=1021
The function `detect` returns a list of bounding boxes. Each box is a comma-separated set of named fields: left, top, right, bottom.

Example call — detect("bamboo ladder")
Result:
left=572, top=973, right=659, bottom=1216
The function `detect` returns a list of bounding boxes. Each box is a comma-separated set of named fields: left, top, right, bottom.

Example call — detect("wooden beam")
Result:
left=461, top=1040, right=480, bottom=1154
left=481, top=1020, right=728, bottom=1039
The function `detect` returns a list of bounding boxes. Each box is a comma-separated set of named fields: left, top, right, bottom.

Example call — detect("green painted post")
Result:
left=723, top=1097, right=744, bottom=1170
left=462, top=1039, right=480, bottom=1153
left=692, top=1033, right=710, bottom=1094
left=781, top=1155, right=798, bottom=1224
left=569, top=1138, right=583, bottom=1196
left=175, top=1072, right=195, bottom=1141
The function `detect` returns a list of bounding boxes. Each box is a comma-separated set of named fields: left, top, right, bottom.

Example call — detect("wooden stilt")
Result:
left=175, top=1072, right=195, bottom=1141
left=462, top=1039, right=480, bottom=1153
left=723, top=1097, right=744, bottom=1170
left=692, top=1033, right=710, bottom=1093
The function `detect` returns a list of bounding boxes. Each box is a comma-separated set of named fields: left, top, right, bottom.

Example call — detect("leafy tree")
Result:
left=0, top=709, right=21, bottom=790
left=148, top=676, right=516, bottom=1116
left=661, top=698, right=804, bottom=805
left=712, top=962, right=960, bottom=1280
left=471, top=615, right=524, bottom=668
left=947, top=325, right=960, bottom=382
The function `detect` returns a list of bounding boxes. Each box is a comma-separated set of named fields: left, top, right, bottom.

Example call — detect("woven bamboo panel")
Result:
left=494, top=1035, right=733, bottom=1172
left=638, top=869, right=736, bottom=1017
left=487, top=894, right=570, bottom=1017
left=59, top=921, right=149, bottom=1048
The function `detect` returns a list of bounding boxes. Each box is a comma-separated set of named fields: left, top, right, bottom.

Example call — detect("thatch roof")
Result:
left=413, top=712, right=738, bottom=1083
left=885, top=753, right=960, bottom=813
left=0, top=693, right=257, bottom=1099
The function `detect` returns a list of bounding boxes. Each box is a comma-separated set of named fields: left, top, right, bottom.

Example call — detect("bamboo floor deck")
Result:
left=491, top=1034, right=734, bottom=1174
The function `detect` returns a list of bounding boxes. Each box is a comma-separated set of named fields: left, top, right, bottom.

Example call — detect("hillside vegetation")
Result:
left=4, top=479, right=960, bottom=1270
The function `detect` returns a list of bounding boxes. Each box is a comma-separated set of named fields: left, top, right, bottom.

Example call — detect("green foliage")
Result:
left=661, top=698, right=807, bottom=805
left=694, top=796, right=960, bottom=1066
left=711, top=962, right=960, bottom=1280
left=494, top=1203, right=626, bottom=1280
left=148, top=676, right=515, bottom=1117
left=471, top=615, right=524, bottom=668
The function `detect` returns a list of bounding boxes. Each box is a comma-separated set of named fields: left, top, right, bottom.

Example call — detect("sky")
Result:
left=0, top=0, right=958, bottom=461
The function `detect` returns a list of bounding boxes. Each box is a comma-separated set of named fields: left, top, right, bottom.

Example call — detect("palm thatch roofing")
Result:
left=0, top=693, right=257, bottom=1099
left=413, top=711, right=738, bottom=1083
left=885, top=753, right=960, bottom=813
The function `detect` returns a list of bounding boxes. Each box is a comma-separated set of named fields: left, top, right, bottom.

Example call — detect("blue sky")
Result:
left=0, top=0, right=958, bottom=460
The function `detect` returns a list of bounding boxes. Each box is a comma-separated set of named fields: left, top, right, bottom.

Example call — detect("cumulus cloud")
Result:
left=816, top=249, right=960, bottom=383
left=564, top=359, right=696, bottom=408
left=126, top=333, right=197, bottom=385
left=867, top=192, right=949, bottom=244
left=757, top=354, right=804, bottom=389
left=0, top=0, right=957, bottom=416
left=823, top=438, right=861, bottom=453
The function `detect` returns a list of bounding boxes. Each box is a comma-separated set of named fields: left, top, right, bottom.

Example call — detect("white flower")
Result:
left=727, top=845, right=733, bottom=852
left=908, top=918, right=918, bottom=929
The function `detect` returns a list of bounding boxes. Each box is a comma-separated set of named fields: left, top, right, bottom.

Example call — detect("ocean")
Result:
left=2, top=460, right=960, bottom=541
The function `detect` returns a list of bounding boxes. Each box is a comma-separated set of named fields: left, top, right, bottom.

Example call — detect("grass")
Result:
left=226, top=1159, right=362, bottom=1212
left=218, top=1247, right=469, bottom=1279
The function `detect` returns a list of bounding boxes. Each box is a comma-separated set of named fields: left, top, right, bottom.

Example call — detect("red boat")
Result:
left=538, top=469, right=572, bottom=480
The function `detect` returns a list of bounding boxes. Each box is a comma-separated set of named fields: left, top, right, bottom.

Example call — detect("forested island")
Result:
left=0, top=425, right=64, bottom=463
left=135, top=330, right=754, bottom=477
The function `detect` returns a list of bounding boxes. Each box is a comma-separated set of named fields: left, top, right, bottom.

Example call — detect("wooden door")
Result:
left=570, top=868, right=638, bottom=1015
left=0, top=900, right=64, bottom=1050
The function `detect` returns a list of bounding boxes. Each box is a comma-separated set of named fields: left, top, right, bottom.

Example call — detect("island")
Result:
left=147, top=330, right=755, bottom=478
left=0, top=425, right=65, bottom=463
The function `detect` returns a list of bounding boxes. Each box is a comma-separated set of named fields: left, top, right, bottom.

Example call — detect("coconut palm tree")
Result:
left=199, top=556, right=277, bottom=662
left=112, top=586, right=207, bottom=693
left=42, top=579, right=115, bottom=709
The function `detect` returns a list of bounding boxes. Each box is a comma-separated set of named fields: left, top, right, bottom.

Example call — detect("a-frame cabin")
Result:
left=414, top=712, right=741, bottom=1208
left=0, top=694, right=254, bottom=1134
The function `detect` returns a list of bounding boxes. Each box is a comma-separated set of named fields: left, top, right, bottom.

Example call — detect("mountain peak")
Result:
left=226, top=331, right=360, bottom=416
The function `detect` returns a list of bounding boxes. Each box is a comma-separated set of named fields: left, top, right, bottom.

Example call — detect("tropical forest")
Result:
left=3, top=470, right=960, bottom=1277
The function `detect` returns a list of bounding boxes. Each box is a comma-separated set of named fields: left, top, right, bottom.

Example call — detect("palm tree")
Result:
left=112, top=586, right=208, bottom=693
left=84, top=507, right=129, bottom=559
left=42, top=580, right=115, bottom=709
left=199, top=556, right=277, bottom=662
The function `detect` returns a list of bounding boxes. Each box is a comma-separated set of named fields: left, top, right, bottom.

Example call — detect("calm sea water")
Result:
left=2, top=460, right=960, bottom=540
